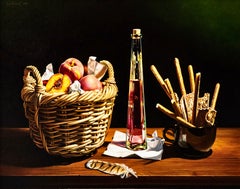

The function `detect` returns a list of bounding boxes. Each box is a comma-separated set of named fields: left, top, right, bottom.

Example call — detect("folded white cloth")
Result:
left=103, top=130, right=165, bottom=160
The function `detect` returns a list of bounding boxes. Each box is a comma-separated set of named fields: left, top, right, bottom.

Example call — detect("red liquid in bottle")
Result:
left=126, top=79, right=147, bottom=150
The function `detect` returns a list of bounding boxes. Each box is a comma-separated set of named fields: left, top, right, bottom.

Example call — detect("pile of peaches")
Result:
left=44, top=57, right=102, bottom=93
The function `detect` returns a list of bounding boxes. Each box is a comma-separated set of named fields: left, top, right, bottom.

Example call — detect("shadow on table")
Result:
left=0, top=129, right=213, bottom=168
left=162, top=143, right=213, bottom=160
left=0, top=129, right=96, bottom=168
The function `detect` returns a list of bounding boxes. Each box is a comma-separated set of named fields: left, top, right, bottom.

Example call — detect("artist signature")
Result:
left=6, top=0, right=29, bottom=7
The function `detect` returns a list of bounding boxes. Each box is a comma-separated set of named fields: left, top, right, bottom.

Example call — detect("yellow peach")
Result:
left=45, top=73, right=71, bottom=93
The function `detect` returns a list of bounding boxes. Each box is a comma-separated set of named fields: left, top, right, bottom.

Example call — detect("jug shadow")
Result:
left=162, top=142, right=213, bottom=160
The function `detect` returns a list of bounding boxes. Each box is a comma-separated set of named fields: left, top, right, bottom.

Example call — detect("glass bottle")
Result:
left=126, top=28, right=147, bottom=150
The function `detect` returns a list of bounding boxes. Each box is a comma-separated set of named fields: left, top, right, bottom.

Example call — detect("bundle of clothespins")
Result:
left=151, top=58, right=220, bottom=129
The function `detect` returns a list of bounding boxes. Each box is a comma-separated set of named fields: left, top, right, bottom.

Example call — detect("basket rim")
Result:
left=21, top=60, right=118, bottom=105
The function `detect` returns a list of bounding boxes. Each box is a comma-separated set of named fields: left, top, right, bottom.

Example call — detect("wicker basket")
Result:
left=21, top=60, right=118, bottom=158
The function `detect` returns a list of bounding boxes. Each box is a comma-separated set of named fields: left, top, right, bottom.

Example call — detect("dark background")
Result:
left=1, top=0, right=240, bottom=128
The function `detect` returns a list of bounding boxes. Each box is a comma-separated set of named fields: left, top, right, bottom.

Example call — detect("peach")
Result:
left=45, top=73, right=71, bottom=93
left=79, top=74, right=102, bottom=91
left=59, top=58, right=84, bottom=82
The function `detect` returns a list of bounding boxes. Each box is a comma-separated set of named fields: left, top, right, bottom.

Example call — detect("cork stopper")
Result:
left=132, top=28, right=141, bottom=35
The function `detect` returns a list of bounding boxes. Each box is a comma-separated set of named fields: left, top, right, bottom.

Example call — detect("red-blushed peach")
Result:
left=59, top=58, right=84, bottom=82
left=45, top=73, right=71, bottom=93
left=79, top=74, right=102, bottom=91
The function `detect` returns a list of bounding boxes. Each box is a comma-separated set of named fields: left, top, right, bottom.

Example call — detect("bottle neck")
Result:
left=130, top=37, right=143, bottom=80
left=131, top=38, right=142, bottom=54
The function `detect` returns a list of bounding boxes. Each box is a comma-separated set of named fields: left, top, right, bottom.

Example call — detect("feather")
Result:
left=85, top=159, right=137, bottom=178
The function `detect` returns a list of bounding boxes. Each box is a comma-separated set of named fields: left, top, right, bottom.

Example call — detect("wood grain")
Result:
left=0, top=127, right=239, bottom=188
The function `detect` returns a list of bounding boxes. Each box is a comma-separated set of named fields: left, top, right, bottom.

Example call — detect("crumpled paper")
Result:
left=42, top=63, right=54, bottom=81
left=87, top=56, right=107, bottom=80
left=69, top=80, right=84, bottom=94
left=103, top=130, right=165, bottom=160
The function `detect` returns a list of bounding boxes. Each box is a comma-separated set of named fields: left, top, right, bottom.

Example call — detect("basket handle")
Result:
left=23, top=65, right=49, bottom=152
left=23, top=65, right=45, bottom=95
left=99, top=60, right=116, bottom=84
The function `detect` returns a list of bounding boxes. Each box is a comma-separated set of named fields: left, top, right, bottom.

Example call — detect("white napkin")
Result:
left=103, top=130, right=165, bottom=160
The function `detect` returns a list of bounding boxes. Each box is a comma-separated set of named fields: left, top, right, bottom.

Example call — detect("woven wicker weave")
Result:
left=21, top=60, right=118, bottom=157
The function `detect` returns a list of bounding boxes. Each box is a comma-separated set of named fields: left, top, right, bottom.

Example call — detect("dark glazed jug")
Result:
left=163, top=124, right=217, bottom=157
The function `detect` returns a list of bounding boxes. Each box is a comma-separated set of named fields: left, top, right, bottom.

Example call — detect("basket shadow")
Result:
left=0, top=130, right=94, bottom=168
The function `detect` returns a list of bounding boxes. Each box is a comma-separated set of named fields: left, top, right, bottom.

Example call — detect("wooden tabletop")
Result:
left=0, top=127, right=239, bottom=188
